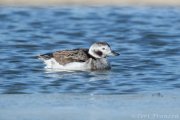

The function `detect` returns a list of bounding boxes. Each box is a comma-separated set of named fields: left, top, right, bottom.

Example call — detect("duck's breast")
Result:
left=88, top=58, right=111, bottom=70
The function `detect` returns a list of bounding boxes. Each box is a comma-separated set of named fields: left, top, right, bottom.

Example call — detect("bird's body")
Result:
left=38, top=42, right=119, bottom=71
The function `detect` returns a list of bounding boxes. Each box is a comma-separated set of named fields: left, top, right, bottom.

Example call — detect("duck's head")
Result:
left=88, top=42, right=119, bottom=59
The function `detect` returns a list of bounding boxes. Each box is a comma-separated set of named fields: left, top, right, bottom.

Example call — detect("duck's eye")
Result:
left=102, top=48, right=105, bottom=50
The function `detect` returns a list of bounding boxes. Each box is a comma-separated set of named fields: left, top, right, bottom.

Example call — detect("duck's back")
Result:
left=38, top=48, right=90, bottom=65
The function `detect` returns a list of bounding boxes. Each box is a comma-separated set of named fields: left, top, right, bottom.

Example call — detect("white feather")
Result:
left=43, top=58, right=89, bottom=70
left=41, top=58, right=110, bottom=71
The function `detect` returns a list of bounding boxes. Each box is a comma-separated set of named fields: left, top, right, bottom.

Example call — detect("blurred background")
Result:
left=1, top=0, right=180, bottom=6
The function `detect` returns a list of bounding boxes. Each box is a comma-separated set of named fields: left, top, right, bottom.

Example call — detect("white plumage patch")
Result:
left=43, top=58, right=88, bottom=70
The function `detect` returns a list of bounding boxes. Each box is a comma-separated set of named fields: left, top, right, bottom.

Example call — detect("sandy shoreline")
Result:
left=1, top=0, right=180, bottom=6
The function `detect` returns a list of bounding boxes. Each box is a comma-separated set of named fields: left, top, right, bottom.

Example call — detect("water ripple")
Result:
left=0, top=6, right=180, bottom=94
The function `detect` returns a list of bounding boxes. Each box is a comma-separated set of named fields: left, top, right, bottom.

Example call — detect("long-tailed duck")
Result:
left=38, top=42, right=119, bottom=70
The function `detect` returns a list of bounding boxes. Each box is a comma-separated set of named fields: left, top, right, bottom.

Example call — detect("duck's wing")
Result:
left=53, top=48, right=90, bottom=65
left=38, top=48, right=90, bottom=65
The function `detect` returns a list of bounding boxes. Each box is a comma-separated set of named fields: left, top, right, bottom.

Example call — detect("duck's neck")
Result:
left=89, top=58, right=110, bottom=70
left=88, top=53, right=97, bottom=60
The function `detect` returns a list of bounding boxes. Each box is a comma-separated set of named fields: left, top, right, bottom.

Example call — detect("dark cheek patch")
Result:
left=94, top=50, right=103, bottom=57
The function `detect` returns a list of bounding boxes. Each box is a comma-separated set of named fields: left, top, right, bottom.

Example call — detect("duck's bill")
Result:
left=108, top=51, right=120, bottom=56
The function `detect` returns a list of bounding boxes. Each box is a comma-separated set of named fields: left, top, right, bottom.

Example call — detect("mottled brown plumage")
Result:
left=39, top=48, right=91, bottom=65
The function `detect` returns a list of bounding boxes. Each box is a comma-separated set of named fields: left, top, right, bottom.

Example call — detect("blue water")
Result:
left=0, top=6, right=180, bottom=94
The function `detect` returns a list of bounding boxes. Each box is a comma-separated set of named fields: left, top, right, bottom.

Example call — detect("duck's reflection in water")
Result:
left=44, top=68, right=111, bottom=82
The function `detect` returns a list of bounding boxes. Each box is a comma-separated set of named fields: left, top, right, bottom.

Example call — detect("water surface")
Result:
left=0, top=6, right=180, bottom=94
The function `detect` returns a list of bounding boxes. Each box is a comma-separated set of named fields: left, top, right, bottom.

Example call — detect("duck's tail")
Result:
left=37, top=53, right=53, bottom=60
